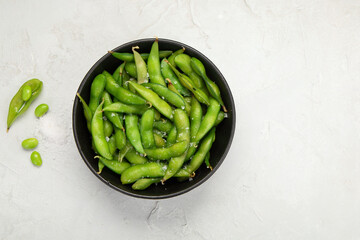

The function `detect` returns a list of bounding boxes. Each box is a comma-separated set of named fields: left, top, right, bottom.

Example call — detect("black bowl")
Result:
left=72, top=38, right=236, bottom=199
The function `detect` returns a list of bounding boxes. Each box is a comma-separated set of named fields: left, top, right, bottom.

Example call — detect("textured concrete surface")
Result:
left=0, top=0, right=360, bottom=239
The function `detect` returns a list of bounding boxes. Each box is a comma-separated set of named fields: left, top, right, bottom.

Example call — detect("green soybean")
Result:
left=144, top=141, right=188, bottom=160
left=21, top=85, right=32, bottom=101
left=168, top=47, right=185, bottom=68
left=97, top=160, right=105, bottom=174
left=7, top=79, right=43, bottom=131
left=108, top=135, right=117, bottom=156
left=214, top=111, right=225, bottom=126
left=175, top=54, right=206, bottom=91
left=121, top=162, right=166, bottom=184
left=125, top=115, right=145, bottom=155
left=22, top=138, right=38, bottom=150
left=30, top=151, right=42, bottom=166
left=114, top=127, right=126, bottom=150
left=103, top=120, right=114, bottom=137
left=194, top=98, right=220, bottom=142
left=153, top=131, right=166, bottom=148
left=204, top=152, right=212, bottom=170
left=34, top=104, right=49, bottom=118
left=166, top=126, right=177, bottom=147
left=112, top=63, right=124, bottom=85
left=153, top=119, right=173, bottom=134
left=102, top=91, right=124, bottom=130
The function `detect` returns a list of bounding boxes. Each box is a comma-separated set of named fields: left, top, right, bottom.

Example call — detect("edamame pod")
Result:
left=132, top=178, right=161, bottom=190
left=142, top=83, right=185, bottom=110
left=190, top=57, right=227, bottom=112
left=7, top=79, right=43, bottom=131
left=103, top=120, right=114, bottom=137
left=153, top=119, right=173, bottom=134
left=109, top=50, right=173, bottom=62
left=103, top=70, right=146, bottom=105
left=166, top=126, right=177, bottom=147
left=175, top=54, right=206, bottom=91
left=125, top=62, right=137, bottom=78
left=121, top=162, right=166, bottom=184
left=97, top=156, right=130, bottom=174
left=144, top=141, right=188, bottom=160
left=168, top=47, right=185, bottom=68
left=91, top=100, right=113, bottom=160
left=132, top=46, right=148, bottom=84
left=214, top=111, right=225, bottom=126
left=112, top=63, right=124, bottom=85
left=77, top=93, right=92, bottom=131
left=161, top=58, right=191, bottom=97
left=108, top=135, right=117, bottom=156
left=148, top=38, right=166, bottom=86
left=128, top=81, right=174, bottom=120
left=103, top=102, right=149, bottom=115
left=165, top=60, right=210, bottom=106
left=102, top=91, right=124, bottom=130
left=125, top=148, right=148, bottom=165
left=88, top=74, right=106, bottom=115
left=163, top=109, right=190, bottom=182
left=153, top=131, right=166, bottom=148
left=125, top=115, right=145, bottom=155
left=166, top=79, right=191, bottom=115
left=194, top=98, right=220, bottom=142
left=114, top=127, right=126, bottom=150
left=140, top=109, right=155, bottom=149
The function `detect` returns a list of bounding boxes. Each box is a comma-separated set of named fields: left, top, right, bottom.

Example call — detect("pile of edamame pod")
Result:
left=78, top=38, right=227, bottom=190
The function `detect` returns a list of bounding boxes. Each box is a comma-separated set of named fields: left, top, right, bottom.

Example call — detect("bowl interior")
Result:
left=73, top=38, right=235, bottom=199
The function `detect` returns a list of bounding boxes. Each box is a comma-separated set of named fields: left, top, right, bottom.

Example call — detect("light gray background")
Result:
left=1, top=0, right=359, bottom=239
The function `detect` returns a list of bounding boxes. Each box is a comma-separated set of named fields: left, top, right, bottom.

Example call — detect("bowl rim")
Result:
left=72, top=38, right=236, bottom=199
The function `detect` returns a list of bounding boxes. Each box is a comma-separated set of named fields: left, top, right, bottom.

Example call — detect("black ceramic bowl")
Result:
left=73, top=38, right=235, bottom=199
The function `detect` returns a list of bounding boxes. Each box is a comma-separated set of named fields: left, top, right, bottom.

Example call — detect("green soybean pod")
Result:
left=161, top=58, right=191, bottom=97
left=153, top=131, right=166, bottom=148
left=112, top=63, right=125, bottom=85
left=108, top=135, right=117, bottom=156
left=125, top=148, right=147, bottom=165
left=91, top=100, right=113, bottom=160
left=142, top=83, right=185, bottom=110
left=121, top=162, right=166, bottom=184
left=168, top=47, right=185, bottom=68
left=114, top=127, right=126, bottom=150
left=166, top=126, right=177, bottom=147
left=165, top=60, right=210, bottom=106
left=128, top=81, right=174, bottom=120
left=77, top=93, right=92, bottom=131
left=102, top=91, right=124, bottom=130
left=194, top=98, right=220, bottom=142
left=103, top=70, right=146, bottom=105
left=184, top=128, right=216, bottom=174
left=97, top=160, right=105, bottom=174
left=175, top=54, right=206, bottom=91
left=118, top=141, right=133, bottom=162
left=125, top=114, right=145, bottom=155
left=166, top=79, right=191, bottom=115
left=132, top=178, right=161, bottom=190
left=7, top=79, right=43, bottom=131
left=97, top=156, right=130, bottom=174
left=30, top=151, right=42, bottom=166
left=34, top=104, right=49, bottom=118
left=204, top=152, right=212, bottom=170
left=125, top=62, right=137, bottom=78
left=144, top=141, right=188, bottom=160
left=102, top=102, right=149, bottom=115
left=22, top=138, right=38, bottom=150
left=88, top=74, right=106, bottom=115
left=163, top=109, right=190, bottom=182
left=153, top=120, right=173, bottom=134
left=214, top=111, right=225, bottom=126
left=190, top=96, right=202, bottom=142
left=132, top=46, right=148, bottom=84
left=140, top=109, right=155, bottom=149
left=108, top=50, right=173, bottom=62
left=190, top=57, right=227, bottom=112
left=148, top=38, right=166, bottom=86
left=103, top=120, right=114, bottom=138
left=21, top=85, right=32, bottom=101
